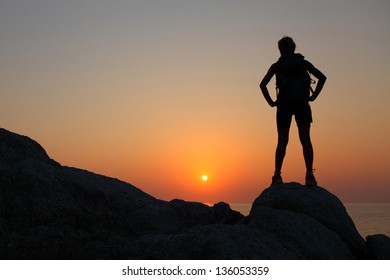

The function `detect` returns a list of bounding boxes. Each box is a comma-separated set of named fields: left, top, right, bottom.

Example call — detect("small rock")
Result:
left=366, top=234, right=390, bottom=260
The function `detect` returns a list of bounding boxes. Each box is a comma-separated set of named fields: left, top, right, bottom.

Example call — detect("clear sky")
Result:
left=1, top=0, right=389, bottom=203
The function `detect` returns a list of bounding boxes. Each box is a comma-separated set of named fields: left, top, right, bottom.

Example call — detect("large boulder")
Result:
left=248, top=183, right=368, bottom=259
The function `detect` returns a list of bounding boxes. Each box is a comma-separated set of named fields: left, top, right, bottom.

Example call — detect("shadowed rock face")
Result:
left=0, top=128, right=387, bottom=259
left=0, top=128, right=243, bottom=259
left=366, top=234, right=390, bottom=259
left=248, top=183, right=367, bottom=259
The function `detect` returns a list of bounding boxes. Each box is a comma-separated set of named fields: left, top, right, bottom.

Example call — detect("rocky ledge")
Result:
left=0, top=128, right=389, bottom=259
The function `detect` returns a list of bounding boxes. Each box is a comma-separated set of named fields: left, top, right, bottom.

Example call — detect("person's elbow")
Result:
left=320, top=72, right=327, bottom=83
left=259, top=80, right=267, bottom=91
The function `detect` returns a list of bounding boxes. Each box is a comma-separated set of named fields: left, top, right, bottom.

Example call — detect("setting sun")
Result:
left=202, top=175, right=208, bottom=182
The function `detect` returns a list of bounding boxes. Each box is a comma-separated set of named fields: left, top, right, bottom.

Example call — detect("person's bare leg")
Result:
left=298, top=124, right=317, bottom=186
left=275, top=127, right=290, bottom=174
left=298, top=125, right=313, bottom=173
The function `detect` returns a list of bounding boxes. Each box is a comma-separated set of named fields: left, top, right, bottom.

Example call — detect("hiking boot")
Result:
left=305, top=174, right=317, bottom=187
left=271, top=174, right=283, bottom=186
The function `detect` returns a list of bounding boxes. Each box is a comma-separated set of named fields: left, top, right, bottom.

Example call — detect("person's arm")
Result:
left=305, top=61, right=327, bottom=102
left=260, top=63, right=277, bottom=107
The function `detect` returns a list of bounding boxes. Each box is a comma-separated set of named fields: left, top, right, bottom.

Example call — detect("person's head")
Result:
left=278, top=36, right=296, bottom=55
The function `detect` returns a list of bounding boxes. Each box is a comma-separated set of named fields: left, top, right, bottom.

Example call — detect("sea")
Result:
left=229, top=203, right=390, bottom=238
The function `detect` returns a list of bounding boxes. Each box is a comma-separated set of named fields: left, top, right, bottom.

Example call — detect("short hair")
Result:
left=278, top=36, right=296, bottom=54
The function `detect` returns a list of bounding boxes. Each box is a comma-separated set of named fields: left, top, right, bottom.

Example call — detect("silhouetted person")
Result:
left=260, top=36, right=326, bottom=186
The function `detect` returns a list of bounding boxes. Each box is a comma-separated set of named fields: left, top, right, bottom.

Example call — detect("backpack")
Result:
left=275, top=53, right=314, bottom=104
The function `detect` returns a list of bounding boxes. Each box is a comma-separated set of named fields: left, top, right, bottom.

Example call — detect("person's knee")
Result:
left=299, top=135, right=313, bottom=151
left=298, top=126, right=311, bottom=142
left=300, top=137, right=312, bottom=149
left=278, top=136, right=289, bottom=148
left=277, top=128, right=290, bottom=147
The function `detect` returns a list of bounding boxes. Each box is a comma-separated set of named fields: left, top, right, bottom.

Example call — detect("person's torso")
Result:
left=275, top=53, right=311, bottom=104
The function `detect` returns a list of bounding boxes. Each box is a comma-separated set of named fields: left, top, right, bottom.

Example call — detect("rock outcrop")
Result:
left=366, top=234, right=390, bottom=259
left=0, top=128, right=388, bottom=259
left=248, top=183, right=367, bottom=259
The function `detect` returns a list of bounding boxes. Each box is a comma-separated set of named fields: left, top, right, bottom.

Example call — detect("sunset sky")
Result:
left=1, top=0, right=389, bottom=203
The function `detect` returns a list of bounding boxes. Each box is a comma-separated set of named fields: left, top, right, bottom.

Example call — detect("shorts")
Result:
left=276, top=102, right=312, bottom=129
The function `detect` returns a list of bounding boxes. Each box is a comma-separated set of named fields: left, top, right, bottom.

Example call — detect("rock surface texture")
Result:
left=0, top=128, right=388, bottom=259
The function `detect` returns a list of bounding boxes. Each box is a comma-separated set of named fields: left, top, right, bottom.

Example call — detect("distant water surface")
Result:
left=344, top=203, right=390, bottom=238
left=229, top=203, right=390, bottom=238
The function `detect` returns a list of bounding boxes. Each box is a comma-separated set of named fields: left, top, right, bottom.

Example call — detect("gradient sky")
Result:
left=1, top=0, right=389, bottom=203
